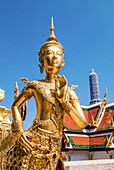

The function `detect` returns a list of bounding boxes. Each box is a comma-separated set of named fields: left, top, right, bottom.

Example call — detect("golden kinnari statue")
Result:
left=1, top=18, right=87, bottom=170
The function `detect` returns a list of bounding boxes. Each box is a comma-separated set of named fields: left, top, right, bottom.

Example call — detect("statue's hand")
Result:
left=55, top=75, right=68, bottom=103
left=12, top=120, right=33, bottom=153
left=18, top=130, right=33, bottom=153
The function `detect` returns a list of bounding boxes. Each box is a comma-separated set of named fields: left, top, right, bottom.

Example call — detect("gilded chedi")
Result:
left=1, top=18, right=87, bottom=170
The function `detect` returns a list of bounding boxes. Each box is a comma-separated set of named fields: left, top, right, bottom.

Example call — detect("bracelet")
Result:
left=12, top=120, right=23, bottom=132
left=21, top=87, right=32, bottom=99
left=69, top=97, right=80, bottom=103
left=61, top=101, right=72, bottom=113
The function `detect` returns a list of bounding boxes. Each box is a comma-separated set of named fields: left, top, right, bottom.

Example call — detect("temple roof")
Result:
left=63, top=102, right=114, bottom=151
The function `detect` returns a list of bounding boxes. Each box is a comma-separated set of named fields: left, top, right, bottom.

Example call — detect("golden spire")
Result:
left=47, top=17, right=58, bottom=42
left=92, top=68, right=94, bottom=72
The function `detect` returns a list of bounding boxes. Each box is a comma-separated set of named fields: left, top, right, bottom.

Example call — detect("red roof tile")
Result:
left=89, top=136, right=106, bottom=145
left=72, top=136, right=89, bottom=145
left=63, top=104, right=114, bottom=150
left=98, top=110, right=114, bottom=129
left=88, top=108, right=99, bottom=124
left=64, top=114, right=81, bottom=130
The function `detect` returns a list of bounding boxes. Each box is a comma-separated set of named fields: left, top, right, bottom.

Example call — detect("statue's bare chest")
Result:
left=26, top=80, right=64, bottom=130
left=35, top=81, right=56, bottom=105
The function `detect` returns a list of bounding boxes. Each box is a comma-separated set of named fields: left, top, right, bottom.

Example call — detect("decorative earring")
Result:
left=38, top=64, right=44, bottom=74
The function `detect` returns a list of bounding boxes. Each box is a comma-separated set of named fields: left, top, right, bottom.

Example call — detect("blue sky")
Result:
left=0, top=0, right=114, bottom=129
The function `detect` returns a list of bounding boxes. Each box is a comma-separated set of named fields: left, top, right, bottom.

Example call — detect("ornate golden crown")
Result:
left=39, top=17, right=64, bottom=54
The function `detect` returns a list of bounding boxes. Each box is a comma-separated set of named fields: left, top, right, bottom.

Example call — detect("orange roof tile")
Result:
left=72, top=136, right=89, bottom=145
left=89, top=136, right=106, bottom=145
left=63, top=104, right=114, bottom=150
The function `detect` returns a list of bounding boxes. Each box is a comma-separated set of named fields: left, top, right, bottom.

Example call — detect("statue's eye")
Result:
left=46, top=51, right=53, bottom=55
left=56, top=51, right=61, bottom=56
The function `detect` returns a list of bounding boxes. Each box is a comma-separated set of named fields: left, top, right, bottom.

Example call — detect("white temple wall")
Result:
left=92, top=151, right=114, bottom=160
left=65, top=151, right=114, bottom=161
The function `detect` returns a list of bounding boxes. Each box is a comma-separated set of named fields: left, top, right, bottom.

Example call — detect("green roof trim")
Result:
left=65, top=105, right=114, bottom=113
left=82, top=105, right=100, bottom=112
left=64, top=123, right=82, bottom=132
left=105, top=106, right=114, bottom=112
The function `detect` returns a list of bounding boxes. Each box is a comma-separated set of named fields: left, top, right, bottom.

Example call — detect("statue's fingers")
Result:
left=21, top=138, right=32, bottom=151
left=58, top=75, right=65, bottom=82
left=20, top=144, right=27, bottom=153
left=22, top=147, right=27, bottom=153
left=19, top=137, right=32, bottom=152
left=57, top=75, right=62, bottom=78
left=22, top=134, right=33, bottom=148
left=55, top=78, right=58, bottom=91
left=57, top=75, right=66, bottom=82
left=19, top=138, right=30, bottom=151
left=57, top=86, right=61, bottom=96
left=56, top=76, right=65, bottom=83
left=19, top=140, right=29, bottom=153
left=55, top=76, right=62, bottom=82
left=62, top=75, right=67, bottom=84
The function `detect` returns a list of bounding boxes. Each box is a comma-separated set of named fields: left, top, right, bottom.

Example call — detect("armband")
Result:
left=69, top=97, right=80, bottom=103
left=12, top=120, right=23, bottom=132
left=61, top=101, right=72, bottom=113
left=21, top=88, right=31, bottom=99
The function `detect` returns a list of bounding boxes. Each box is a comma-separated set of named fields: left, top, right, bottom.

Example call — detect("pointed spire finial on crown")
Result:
left=47, top=17, right=58, bottom=42
left=50, top=17, right=54, bottom=31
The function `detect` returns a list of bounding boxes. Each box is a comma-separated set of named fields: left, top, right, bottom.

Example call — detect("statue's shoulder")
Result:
left=19, top=78, right=38, bottom=87
left=19, top=78, right=46, bottom=90
left=28, top=80, right=48, bottom=90
left=28, top=80, right=37, bottom=86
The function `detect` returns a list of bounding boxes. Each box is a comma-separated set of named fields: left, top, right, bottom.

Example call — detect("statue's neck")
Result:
left=44, top=71, right=58, bottom=83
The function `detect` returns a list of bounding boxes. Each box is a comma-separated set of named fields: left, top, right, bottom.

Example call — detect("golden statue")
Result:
left=1, top=18, right=87, bottom=170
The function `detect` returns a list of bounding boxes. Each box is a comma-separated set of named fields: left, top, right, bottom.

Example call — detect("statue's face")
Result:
left=44, top=45, right=63, bottom=73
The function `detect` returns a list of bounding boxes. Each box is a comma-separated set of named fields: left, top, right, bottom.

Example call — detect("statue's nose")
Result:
left=52, top=56, right=58, bottom=60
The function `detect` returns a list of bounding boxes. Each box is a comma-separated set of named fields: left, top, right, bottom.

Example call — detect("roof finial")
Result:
left=92, top=68, right=94, bottom=72
left=47, top=17, right=58, bottom=42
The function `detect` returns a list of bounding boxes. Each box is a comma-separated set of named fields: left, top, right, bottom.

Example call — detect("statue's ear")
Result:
left=62, top=60, right=65, bottom=67
left=38, top=50, right=41, bottom=56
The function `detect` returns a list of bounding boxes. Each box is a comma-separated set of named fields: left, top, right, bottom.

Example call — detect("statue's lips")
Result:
left=52, top=59, right=58, bottom=64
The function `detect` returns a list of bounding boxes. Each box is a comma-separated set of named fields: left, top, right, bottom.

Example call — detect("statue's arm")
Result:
left=62, top=89, right=87, bottom=129
left=11, top=85, right=33, bottom=152
left=55, top=75, right=87, bottom=129
left=12, top=86, right=32, bottom=130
